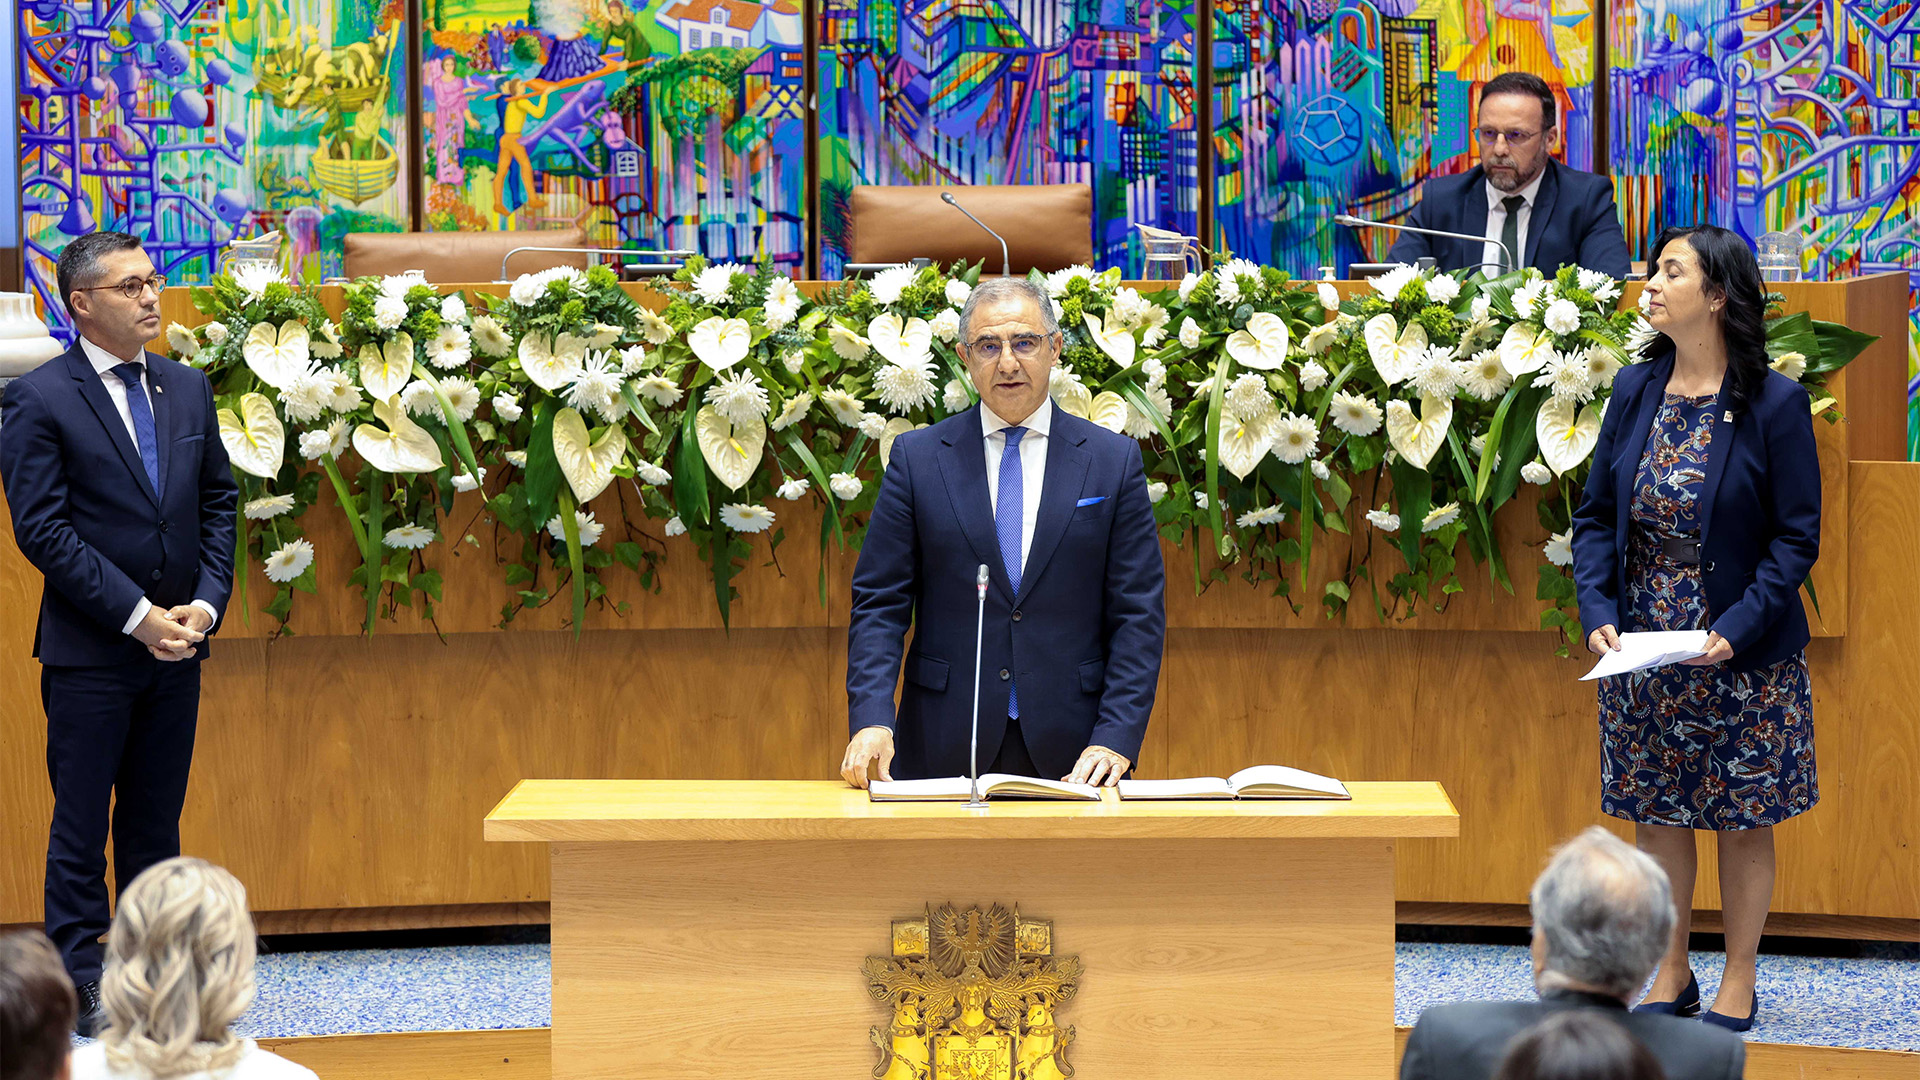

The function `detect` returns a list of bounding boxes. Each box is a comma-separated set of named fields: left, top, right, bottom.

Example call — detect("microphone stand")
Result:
left=1333, top=213, right=1514, bottom=277
left=942, top=192, right=1012, bottom=278
left=965, top=563, right=990, bottom=809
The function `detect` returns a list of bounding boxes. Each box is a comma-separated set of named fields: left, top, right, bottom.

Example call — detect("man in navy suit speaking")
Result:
left=1387, top=72, right=1630, bottom=280
left=841, top=277, right=1164, bottom=788
left=0, top=231, right=237, bottom=1027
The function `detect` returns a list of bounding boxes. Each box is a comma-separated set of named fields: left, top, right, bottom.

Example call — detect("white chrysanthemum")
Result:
left=1236, top=505, right=1286, bottom=528
left=440, top=377, right=481, bottom=422
left=166, top=323, right=199, bottom=358
left=1522, top=461, right=1553, bottom=485
left=1298, top=361, right=1329, bottom=393
left=400, top=380, right=441, bottom=420
left=1512, top=279, right=1549, bottom=319
left=452, top=466, right=486, bottom=492
left=1544, top=530, right=1574, bottom=567
left=277, top=373, right=330, bottom=425
left=492, top=392, right=524, bottom=422
left=584, top=323, right=622, bottom=350
left=822, top=389, right=867, bottom=426
left=546, top=510, right=605, bottom=547
left=1368, top=264, right=1420, bottom=302
left=829, top=472, right=863, bottom=500
left=1147, top=481, right=1168, bottom=502
left=931, top=308, right=960, bottom=343
left=782, top=350, right=806, bottom=375
left=244, top=494, right=295, bottom=520
left=636, top=460, right=671, bottom=486
left=1143, top=357, right=1166, bottom=386
left=264, top=538, right=314, bottom=584
left=425, top=323, right=472, bottom=370
left=874, top=361, right=938, bottom=415
left=1422, top=502, right=1461, bottom=532
left=663, top=515, right=686, bottom=537
left=828, top=322, right=869, bottom=362
left=1270, top=412, right=1319, bottom=465
left=439, top=293, right=468, bottom=324
left=566, top=353, right=626, bottom=421
left=1049, top=364, right=1089, bottom=402
left=1330, top=391, right=1384, bottom=437
left=1216, top=258, right=1263, bottom=306
left=1471, top=295, right=1491, bottom=321
left=1193, top=490, right=1210, bottom=510
left=692, top=262, right=743, bottom=305
left=1300, top=319, right=1340, bottom=356
left=1178, top=316, right=1203, bottom=350
left=1137, top=304, right=1171, bottom=348
left=719, top=502, right=775, bottom=533
left=943, top=377, right=973, bottom=414
left=1426, top=274, right=1462, bottom=304
left=1543, top=298, right=1582, bottom=336
left=1225, top=372, right=1277, bottom=425
left=1311, top=459, right=1330, bottom=481
left=1317, top=280, right=1341, bottom=310
left=705, top=368, right=770, bottom=426
left=298, top=429, right=334, bottom=461
left=1129, top=384, right=1173, bottom=439
left=378, top=271, right=426, bottom=303
left=866, top=265, right=916, bottom=306
left=858, top=413, right=889, bottom=439
left=1583, top=347, right=1624, bottom=390
left=619, top=344, right=650, bottom=376
left=1109, top=287, right=1148, bottom=328
left=371, top=296, right=408, bottom=331
left=776, top=476, right=810, bottom=500
left=1458, top=350, right=1512, bottom=401
left=1044, top=265, right=1096, bottom=298
left=770, top=391, right=813, bottom=432
left=763, top=276, right=801, bottom=329
left=311, top=320, right=343, bottom=359
left=383, top=524, right=437, bottom=550
left=1769, top=351, right=1807, bottom=381
left=637, top=308, right=673, bottom=345
left=504, top=450, right=528, bottom=468
left=1577, top=268, right=1620, bottom=303
left=470, top=315, right=511, bottom=357
left=1366, top=509, right=1400, bottom=532
left=204, top=321, right=230, bottom=344
left=1533, top=350, right=1599, bottom=404
left=229, top=261, right=287, bottom=304
left=635, top=376, right=683, bottom=408
left=944, top=278, right=972, bottom=307
left=1623, top=315, right=1658, bottom=359
left=1409, top=347, right=1461, bottom=401
left=1178, top=272, right=1205, bottom=304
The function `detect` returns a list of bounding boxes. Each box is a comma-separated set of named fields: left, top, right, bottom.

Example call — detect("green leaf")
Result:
left=614, top=541, right=644, bottom=571
left=1474, top=383, right=1523, bottom=502
left=621, top=382, right=661, bottom=436
left=1387, top=456, right=1431, bottom=573
left=710, top=520, right=734, bottom=629
left=674, top=403, right=711, bottom=526
left=780, top=429, right=842, bottom=548
left=558, top=487, right=586, bottom=637
left=1202, top=349, right=1232, bottom=556
left=361, top=470, right=385, bottom=636
left=523, top=400, right=562, bottom=529
left=411, top=362, right=483, bottom=483
left=1488, top=385, right=1549, bottom=510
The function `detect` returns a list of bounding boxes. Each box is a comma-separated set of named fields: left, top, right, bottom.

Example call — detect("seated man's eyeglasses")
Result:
left=76, top=273, right=169, bottom=300
left=964, top=334, right=1050, bottom=363
left=1475, top=128, right=1541, bottom=147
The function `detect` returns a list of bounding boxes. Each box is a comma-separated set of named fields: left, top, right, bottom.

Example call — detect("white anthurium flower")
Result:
left=1537, top=395, right=1605, bottom=476
left=1216, top=413, right=1272, bottom=481
left=358, top=334, right=415, bottom=400
left=1498, top=324, right=1556, bottom=377
left=719, top=503, right=776, bottom=533
left=166, top=323, right=199, bottom=358
left=1384, top=393, right=1453, bottom=471
left=242, top=322, right=313, bottom=390
left=1086, top=391, right=1129, bottom=434
left=1364, top=313, right=1428, bottom=384
left=518, top=331, right=587, bottom=392
left=264, top=538, right=314, bottom=583
left=1224, top=311, right=1289, bottom=370
left=866, top=312, right=933, bottom=368
left=243, top=494, right=296, bottom=520
left=688, top=315, right=752, bottom=372
left=217, top=393, right=285, bottom=479
left=879, top=417, right=927, bottom=470
left=551, top=406, right=629, bottom=503
left=694, top=406, right=765, bottom=491
left=1769, top=351, right=1807, bottom=381
left=1048, top=367, right=1092, bottom=418
left=353, top=395, right=445, bottom=474
left=1082, top=311, right=1137, bottom=370
left=1544, top=530, right=1574, bottom=567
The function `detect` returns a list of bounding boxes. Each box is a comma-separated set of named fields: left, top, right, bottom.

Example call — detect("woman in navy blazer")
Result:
left=1570, top=226, right=1819, bottom=1033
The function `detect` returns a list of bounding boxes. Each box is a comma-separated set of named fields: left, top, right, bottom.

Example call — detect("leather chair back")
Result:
left=342, top=228, right=591, bottom=281
left=846, top=185, right=1093, bottom=274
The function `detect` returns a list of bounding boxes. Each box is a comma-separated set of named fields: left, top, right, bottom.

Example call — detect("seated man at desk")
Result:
left=1388, top=72, right=1630, bottom=280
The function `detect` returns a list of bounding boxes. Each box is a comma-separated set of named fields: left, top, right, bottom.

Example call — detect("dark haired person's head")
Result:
left=1642, top=224, right=1769, bottom=412
left=0, top=932, right=77, bottom=1080
left=1479, top=73, right=1557, bottom=192
left=55, top=231, right=163, bottom=357
left=1494, top=1011, right=1667, bottom=1080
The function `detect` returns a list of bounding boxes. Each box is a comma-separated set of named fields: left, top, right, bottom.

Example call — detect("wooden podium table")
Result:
left=486, top=779, right=1458, bottom=1080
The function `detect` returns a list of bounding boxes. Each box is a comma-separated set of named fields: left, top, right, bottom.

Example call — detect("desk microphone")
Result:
left=966, top=563, right=990, bottom=809
left=1334, top=213, right=1515, bottom=277
left=942, top=192, right=1011, bottom=279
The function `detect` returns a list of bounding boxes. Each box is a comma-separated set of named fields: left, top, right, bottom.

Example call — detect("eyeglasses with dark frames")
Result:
left=75, top=273, right=168, bottom=300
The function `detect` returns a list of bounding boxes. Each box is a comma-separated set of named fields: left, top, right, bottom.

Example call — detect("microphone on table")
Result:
left=942, top=192, right=1011, bottom=279
left=1334, top=213, right=1515, bottom=276
left=966, top=563, right=991, bottom=809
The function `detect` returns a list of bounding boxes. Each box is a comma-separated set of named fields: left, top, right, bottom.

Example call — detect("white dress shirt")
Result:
left=77, top=335, right=220, bottom=636
left=1482, top=168, right=1545, bottom=275
left=980, top=397, right=1051, bottom=575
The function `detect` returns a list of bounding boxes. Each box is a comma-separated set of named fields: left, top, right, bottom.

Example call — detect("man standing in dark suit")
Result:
left=0, top=231, right=238, bottom=1032
left=1387, top=72, right=1631, bottom=279
left=1400, top=827, right=1745, bottom=1080
left=841, top=277, right=1164, bottom=787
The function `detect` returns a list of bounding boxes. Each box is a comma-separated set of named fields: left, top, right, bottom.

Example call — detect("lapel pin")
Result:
left=1723, top=410, right=1731, bottom=421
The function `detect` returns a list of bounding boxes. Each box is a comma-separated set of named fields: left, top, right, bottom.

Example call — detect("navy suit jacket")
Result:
left=847, top=404, right=1166, bottom=780
left=1570, top=356, right=1820, bottom=673
left=1387, top=159, right=1631, bottom=280
left=0, top=345, right=239, bottom=667
left=1400, top=990, right=1745, bottom=1080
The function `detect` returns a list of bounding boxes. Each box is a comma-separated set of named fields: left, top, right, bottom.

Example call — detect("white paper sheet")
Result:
left=1579, top=630, right=1712, bottom=681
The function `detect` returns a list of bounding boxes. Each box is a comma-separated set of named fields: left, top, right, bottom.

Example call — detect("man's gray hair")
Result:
left=956, top=277, right=1059, bottom=344
left=1530, top=827, right=1675, bottom=1000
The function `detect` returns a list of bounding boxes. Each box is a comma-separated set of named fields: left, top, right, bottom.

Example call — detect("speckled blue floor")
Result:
left=218, top=942, right=1917, bottom=1051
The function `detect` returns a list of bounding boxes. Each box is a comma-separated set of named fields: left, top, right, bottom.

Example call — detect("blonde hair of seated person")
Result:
left=99, top=858, right=256, bottom=1077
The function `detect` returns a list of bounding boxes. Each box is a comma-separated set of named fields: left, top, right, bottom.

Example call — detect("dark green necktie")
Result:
left=1499, top=194, right=1526, bottom=273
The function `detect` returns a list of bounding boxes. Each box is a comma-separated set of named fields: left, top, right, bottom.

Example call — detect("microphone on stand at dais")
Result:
left=942, top=191, right=1012, bottom=279
left=967, top=562, right=990, bottom=808
left=1333, top=213, right=1513, bottom=277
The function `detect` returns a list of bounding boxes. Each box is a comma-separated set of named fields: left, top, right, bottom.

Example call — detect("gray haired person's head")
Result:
left=1529, top=827, right=1674, bottom=1001
left=956, top=277, right=1059, bottom=344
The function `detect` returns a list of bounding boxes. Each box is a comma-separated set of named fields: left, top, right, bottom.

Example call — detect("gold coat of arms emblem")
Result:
left=863, top=903, right=1081, bottom=1080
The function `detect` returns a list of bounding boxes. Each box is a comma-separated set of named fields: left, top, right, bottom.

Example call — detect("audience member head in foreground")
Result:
left=1495, top=1011, right=1667, bottom=1080
left=0, top=932, right=77, bottom=1080
left=1529, top=826, right=1675, bottom=1002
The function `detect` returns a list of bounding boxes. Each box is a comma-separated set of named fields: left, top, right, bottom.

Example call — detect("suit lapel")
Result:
left=1460, top=167, right=1490, bottom=269
left=1015, top=418, right=1091, bottom=607
left=147, top=353, right=173, bottom=502
left=935, top=408, right=1015, bottom=604
left=1696, top=372, right=1737, bottom=546
left=1612, top=358, right=1670, bottom=550
left=1526, top=162, right=1561, bottom=269
left=64, top=347, right=160, bottom=508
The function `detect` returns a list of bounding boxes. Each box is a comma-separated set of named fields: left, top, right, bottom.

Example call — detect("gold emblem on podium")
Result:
left=864, top=903, right=1080, bottom=1080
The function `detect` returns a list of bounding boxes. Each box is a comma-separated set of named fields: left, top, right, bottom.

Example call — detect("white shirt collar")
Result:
left=980, top=396, right=1053, bottom=440
left=1485, top=166, right=1546, bottom=211
left=78, top=334, right=144, bottom=375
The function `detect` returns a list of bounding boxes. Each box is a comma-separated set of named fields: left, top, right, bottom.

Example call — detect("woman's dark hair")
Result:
left=1493, top=1011, right=1667, bottom=1080
left=0, top=932, right=77, bottom=1080
left=1645, top=224, right=1769, bottom=414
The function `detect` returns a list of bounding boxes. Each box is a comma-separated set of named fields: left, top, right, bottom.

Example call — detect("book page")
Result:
left=1116, top=778, right=1234, bottom=800
left=1226, top=765, right=1350, bottom=799
left=1579, top=630, right=1711, bottom=681
left=868, top=777, right=972, bottom=801
left=983, top=774, right=1102, bottom=800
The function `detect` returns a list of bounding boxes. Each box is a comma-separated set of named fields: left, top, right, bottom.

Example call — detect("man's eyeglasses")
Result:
left=964, top=334, right=1050, bottom=363
left=1476, top=128, right=1541, bottom=147
left=75, top=274, right=168, bottom=300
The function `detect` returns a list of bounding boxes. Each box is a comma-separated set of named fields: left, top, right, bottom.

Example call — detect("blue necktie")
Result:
left=111, top=362, right=162, bottom=499
left=995, top=426, right=1026, bottom=719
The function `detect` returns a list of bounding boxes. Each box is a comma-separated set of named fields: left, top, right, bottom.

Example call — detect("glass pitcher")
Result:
left=1135, top=223, right=1201, bottom=281
left=218, top=231, right=283, bottom=276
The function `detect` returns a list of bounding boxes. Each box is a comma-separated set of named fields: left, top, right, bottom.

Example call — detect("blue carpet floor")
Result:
left=226, top=942, right=1917, bottom=1052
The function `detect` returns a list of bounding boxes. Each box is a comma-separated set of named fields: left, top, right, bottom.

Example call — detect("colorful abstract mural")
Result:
left=17, top=0, right=412, bottom=337
left=1211, top=0, right=1598, bottom=276
left=815, top=0, right=1202, bottom=277
left=421, top=0, right=807, bottom=269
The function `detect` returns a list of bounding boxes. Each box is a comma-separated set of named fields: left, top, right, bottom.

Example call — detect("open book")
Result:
left=867, top=774, right=1101, bottom=802
left=1117, top=765, right=1350, bottom=801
